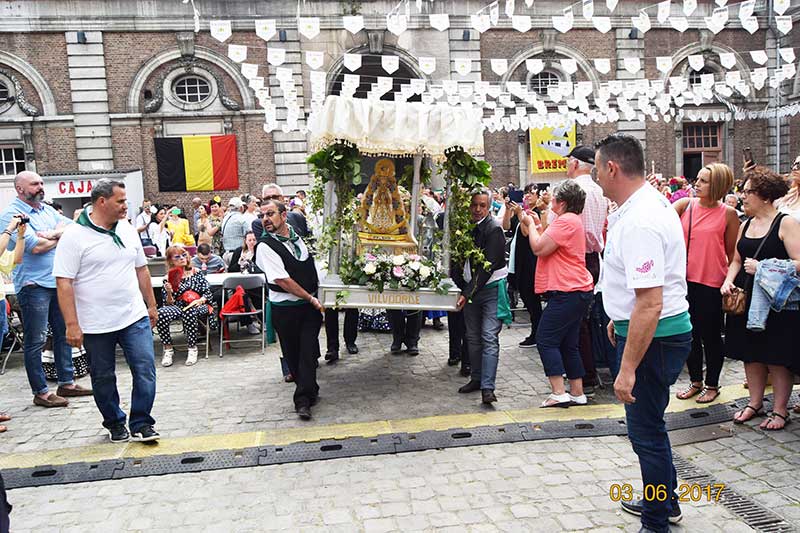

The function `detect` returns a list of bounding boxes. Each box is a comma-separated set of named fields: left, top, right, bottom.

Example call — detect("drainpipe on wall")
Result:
left=768, top=0, right=781, bottom=171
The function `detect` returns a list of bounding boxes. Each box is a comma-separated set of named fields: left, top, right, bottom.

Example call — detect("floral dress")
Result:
left=208, top=215, right=223, bottom=255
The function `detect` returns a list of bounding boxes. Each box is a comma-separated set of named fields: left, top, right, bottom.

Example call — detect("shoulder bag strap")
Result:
left=743, top=213, right=783, bottom=292
left=685, top=200, right=694, bottom=265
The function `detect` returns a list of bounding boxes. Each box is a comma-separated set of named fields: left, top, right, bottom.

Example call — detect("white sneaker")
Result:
left=247, top=322, right=260, bottom=335
left=161, top=348, right=174, bottom=367
left=569, top=393, right=588, bottom=405
left=186, top=347, right=198, bottom=366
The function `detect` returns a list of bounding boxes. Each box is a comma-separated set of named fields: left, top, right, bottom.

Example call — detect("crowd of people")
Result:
left=1, top=134, right=800, bottom=533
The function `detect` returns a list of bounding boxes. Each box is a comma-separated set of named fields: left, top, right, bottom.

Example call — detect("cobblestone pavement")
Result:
left=0, top=314, right=747, bottom=455
left=7, top=435, right=760, bottom=533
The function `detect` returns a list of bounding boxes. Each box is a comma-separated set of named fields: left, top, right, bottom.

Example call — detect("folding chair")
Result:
left=142, top=245, right=158, bottom=258
left=2, top=306, right=24, bottom=375
left=218, top=274, right=265, bottom=357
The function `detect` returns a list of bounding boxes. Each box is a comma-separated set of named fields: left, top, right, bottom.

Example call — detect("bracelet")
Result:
left=2, top=230, right=11, bottom=236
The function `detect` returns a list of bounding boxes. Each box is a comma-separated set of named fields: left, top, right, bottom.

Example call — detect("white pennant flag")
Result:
left=582, top=0, right=594, bottom=20
left=656, top=56, right=673, bottom=73
left=343, top=53, right=362, bottom=71
left=443, top=80, right=458, bottom=95
left=512, top=15, right=531, bottom=32
left=705, top=6, right=728, bottom=34
left=255, top=19, right=277, bottom=41
left=491, top=59, right=509, bottom=75
left=376, top=77, right=393, bottom=96
left=750, top=50, right=768, bottom=66
left=657, top=0, right=671, bottom=23
left=594, top=58, right=611, bottom=74
left=248, top=77, right=264, bottom=91
left=776, top=16, right=792, bottom=35
left=632, top=12, right=651, bottom=34
left=297, top=17, right=320, bottom=39
left=342, top=15, right=364, bottom=34
left=741, top=16, right=758, bottom=34
left=592, top=16, right=612, bottom=33
left=418, top=57, right=436, bottom=75
left=429, top=14, right=450, bottom=31
left=526, top=58, right=544, bottom=74
left=774, top=0, right=790, bottom=15
left=227, top=44, right=247, bottom=63
left=505, top=0, right=515, bottom=18
left=553, top=9, right=574, bottom=33
left=607, top=0, right=618, bottom=11
left=623, top=57, right=641, bottom=74
left=305, top=51, right=324, bottom=70
left=240, top=63, right=258, bottom=80
left=454, top=58, right=472, bottom=76
left=780, top=48, right=796, bottom=64
left=560, top=58, right=578, bottom=74
left=705, top=15, right=724, bottom=34
left=752, top=67, right=767, bottom=90
left=410, top=79, right=426, bottom=94
left=471, top=14, right=491, bottom=33
left=718, top=52, right=736, bottom=70
left=783, top=63, right=796, bottom=79
left=386, top=14, right=408, bottom=35
left=489, top=2, right=500, bottom=25
left=209, top=20, right=232, bottom=42
left=739, top=0, right=754, bottom=19
left=267, top=47, right=286, bottom=66
left=688, top=54, right=705, bottom=71
left=382, top=55, right=399, bottom=74
left=683, top=0, right=696, bottom=16
left=725, top=70, right=741, bottom=86
left=670, top=16, right=689, bottom=32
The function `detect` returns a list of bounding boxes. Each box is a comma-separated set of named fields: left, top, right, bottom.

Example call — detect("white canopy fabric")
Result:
left=308, top=95, right=484, bottom=160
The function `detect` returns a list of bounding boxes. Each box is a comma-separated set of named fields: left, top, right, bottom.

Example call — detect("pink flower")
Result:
left=392, top=266, right=404, bottom=278
left=365, top=253, right=377, bottom=261
left=408, top=254, right=421, bottom=261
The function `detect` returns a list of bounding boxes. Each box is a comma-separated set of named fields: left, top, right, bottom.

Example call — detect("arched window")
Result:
left=0, top=81, right=9, bottom=103
left=689, top=67, right=714, bottom=86
left=172, top=75, right=212, bottom=104
left=528, top=71, right=560, bottom=96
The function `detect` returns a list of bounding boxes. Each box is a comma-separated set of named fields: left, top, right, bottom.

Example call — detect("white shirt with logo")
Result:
left=600, top=183, right=689, bottom=322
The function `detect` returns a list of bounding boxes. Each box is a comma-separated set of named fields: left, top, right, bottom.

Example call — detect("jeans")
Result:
left=686, top=282, right=724, bottom=387
left=537, top=291, right=593, bottom=378
left=615, top=331, right=692, bottom=533
left=447, top=310, right=468, bottom=366
left=749, top=258, right=800, bottom=331
left=82, top=317, right=157, bottom=432
left=463, top=284, right=502, bottom=390
left=16, top=285, right=74, bottom=395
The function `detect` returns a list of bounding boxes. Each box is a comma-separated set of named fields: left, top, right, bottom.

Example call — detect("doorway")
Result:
left=682, top=123, right=721, bottom=181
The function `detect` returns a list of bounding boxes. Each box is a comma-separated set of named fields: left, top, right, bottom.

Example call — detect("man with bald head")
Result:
left=0, top=171, right=93, bottom=407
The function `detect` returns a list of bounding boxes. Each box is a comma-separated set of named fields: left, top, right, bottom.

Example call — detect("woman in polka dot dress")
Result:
left=157, top=245, right=218, bottom=367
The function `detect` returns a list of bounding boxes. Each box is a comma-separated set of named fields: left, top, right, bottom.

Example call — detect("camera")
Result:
left=15, top=215, right=30, bottom=225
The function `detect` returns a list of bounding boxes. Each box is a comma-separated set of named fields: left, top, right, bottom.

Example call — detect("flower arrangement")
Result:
left=340, top=251, right=451, bottom=294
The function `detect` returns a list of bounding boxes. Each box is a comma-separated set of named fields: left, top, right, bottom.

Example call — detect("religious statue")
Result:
left=357, top=158, right=417, bottom=253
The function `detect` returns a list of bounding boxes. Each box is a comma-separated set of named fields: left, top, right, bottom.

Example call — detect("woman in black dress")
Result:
left=721, top=167, right=800, bottom=430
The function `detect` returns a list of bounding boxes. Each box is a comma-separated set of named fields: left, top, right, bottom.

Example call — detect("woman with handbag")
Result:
left=721, top=167, right=800, bottom=430
left=673, top=164, right=740, bottom=403
left=157, top=245, right=218, bottom=367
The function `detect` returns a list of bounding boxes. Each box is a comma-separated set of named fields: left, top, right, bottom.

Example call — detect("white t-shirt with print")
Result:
left=53, top=217, right=149, bottom=333
left=600, top=183, right=689, bottom=322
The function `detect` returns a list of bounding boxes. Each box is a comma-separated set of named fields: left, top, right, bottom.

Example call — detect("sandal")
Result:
left=0, top=425, right=6, bottom=433
left=0, top=413, right=10, bottom=423
left=696, top=386, right=720, bottom=404
left=760, top=411, right=790, bottom=431
left=676, top=383, right=703, bottom=400
left=540, top=393, right=572, bottom=408
left=733, top=404, right=764, bottom=424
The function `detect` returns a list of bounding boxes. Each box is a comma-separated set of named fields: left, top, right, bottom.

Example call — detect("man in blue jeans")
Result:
left=0, top=171, right=93, bottom=407
left=54, top=179, right=160, bottom=442
left=452, top=189, right=509, bottom=404
left=595, top=134, right=692, bottom=533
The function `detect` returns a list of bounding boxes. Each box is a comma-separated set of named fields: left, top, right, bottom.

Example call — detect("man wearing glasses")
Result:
left=255, top=199, right=324, bottom=420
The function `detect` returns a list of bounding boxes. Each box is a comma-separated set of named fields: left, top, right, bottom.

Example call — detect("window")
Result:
left=173, top=76, right=211, bottom=104
left=683, top=124, right=719, bottom=149
left=689, top=68, right=713, bottom=86
left=0, top=147, right=25, bottom=176
left=528, top=71, right=560, bottom=95
left=0, top=81, right=9, bottom=104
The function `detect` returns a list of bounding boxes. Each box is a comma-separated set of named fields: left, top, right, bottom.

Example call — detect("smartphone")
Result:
left=743, top=147, right=754, bottom=166
left=509, top=189, right=524, bottom=203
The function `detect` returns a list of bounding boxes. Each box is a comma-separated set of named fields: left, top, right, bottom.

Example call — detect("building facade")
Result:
left=0, top=0, right=797, bottom=212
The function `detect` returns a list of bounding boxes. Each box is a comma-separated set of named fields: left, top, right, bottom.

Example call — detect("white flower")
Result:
left=408, top=261, right=421, bottom=271
left=364, top=262, right=377, bottom=275
left=392, top=254, right=406, bottom=266
left=419, top=265, right=431, bottom=279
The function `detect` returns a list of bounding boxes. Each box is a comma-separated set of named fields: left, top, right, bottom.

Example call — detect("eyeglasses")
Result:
left=263, top=211, right=279, bottom=217
left=262, top=194, right=282, bottom=201
left=172, top=252, right=189, bottom=259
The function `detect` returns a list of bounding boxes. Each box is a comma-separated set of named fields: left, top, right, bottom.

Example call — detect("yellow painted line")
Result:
left=0, top=386, right=757, bottom=471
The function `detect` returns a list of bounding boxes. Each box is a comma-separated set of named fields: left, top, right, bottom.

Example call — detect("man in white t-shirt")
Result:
left=255, top=199, right=324, bottom=421
left=54, top=179, right=160, bottom=443
left=595, top=134, right=691, bottom=532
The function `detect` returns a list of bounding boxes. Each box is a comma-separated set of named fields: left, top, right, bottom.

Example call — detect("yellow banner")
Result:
left=529, top=124, right=576, bottom=174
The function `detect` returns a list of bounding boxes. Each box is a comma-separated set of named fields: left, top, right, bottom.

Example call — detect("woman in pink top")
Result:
left=521, top=180, right=594, bottom=408
left=673, top=163, right=740, bottom=403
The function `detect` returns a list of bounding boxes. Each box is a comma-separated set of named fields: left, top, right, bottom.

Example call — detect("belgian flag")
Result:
left=154, top=134, right=239, bottom=192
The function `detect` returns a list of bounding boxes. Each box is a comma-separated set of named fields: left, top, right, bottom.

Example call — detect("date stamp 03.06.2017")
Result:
left=609, top=483, right=726, bottom=503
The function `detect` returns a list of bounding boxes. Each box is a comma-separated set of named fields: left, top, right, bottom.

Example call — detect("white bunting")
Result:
left=421, top=93, right=435, bottom=105
left=594, top=58, right=611, bottom=74
left=705, top=15, right=724, bottom=34
left=382, top=55, right=399, bottom=74
left=553, top=9, right=574, bottom=33
left=752, top=68, right=767, bottom=90
left=460, top=83, right=474, bottom=98
left=525, top=0, right=533, bottom=6
left=410, top=79, right=426, bottom=94
left=342, top=15, right=364, bottom=34
left=310, top=70, right=326, bottom=86
left=607, top=0, right=618, bottom=11
left=774, top=0, right=789, bottom=15
left=429, top=14, right=450, bottom=31
left=209, top=20, right=232, bottom=42
left=526, top=58, right=544, bottom=74
left=491, top=59, right=509, bottom=76
left=718, top=53, right=736, bottom=70
left=655, top=56, right=672, bottom=74
left=715, top=0, right=727, bottom=6
left=297, top=17, right=320, bottom=39
left=443, top=80, right=458, bottom=95
left=725, top=70, right=741, bottom=86
left=431, top=86, right=444, bottom=99
left=739, top=0, right=754, bottom=20
left=582, top=0, right=594, bottom=20
left=593, top=17, right=612, bottom=33
left=657, top=0, right=671, bottom=23
left=454, top=58, right=472, bottom=76
left=255, top=19, right=277, bottom=41
left=688, top=54, right=705, bottom=71
left=783, top=63, right=796, bottom=79
left=776, top=16, right=792, bottom=35
left=608, top=80, right=622, bottom=95
left=305, top=51, right=324, bottom=70
left=248, top=77, right=264, bottom=91
left=750, top=50, right=768, bottom=66
left=487, top=84, right=501, bottom=98
left=276, top=67, right=293, bottom=83
left=560, top=58, right=578, bottom=74
left=386, top=14, right=408, bottom=36
left=376, top=77, right=393, bottom=96
left=267, top=47, right=286, bottom=66
left=683, top=0, right=696, bottom=16
left=632, top=12, right=651, bottom=34
left=512, top=15, right=532, bottom=32
left=700, top=73, right=714, bottom=89
left=741, top=16, right=758, bottom=34
left=471, top=14, right=491, bottom=33
left=670, top=16, right=689, bottom=32
left=623, top=57, right=641, bottom=74
left=240, top=63, right=258, bottom=80
left=489, top=2, right=500, bottom=25
left=506, top=0, right=516, bottom=18
left=418, top=57, right=437, bottom=75
left=227, top=44, right=247, bottom=63
left=780, top=48, right=796, bottom=64
left=343, top=53, right=362, bottom=71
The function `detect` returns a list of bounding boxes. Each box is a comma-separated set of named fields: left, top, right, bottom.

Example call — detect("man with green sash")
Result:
left=255, top=200, right=323, bottom=420
left=453, top=188, right=511, bottom=405
left=54, top=179, right=160, bottom=442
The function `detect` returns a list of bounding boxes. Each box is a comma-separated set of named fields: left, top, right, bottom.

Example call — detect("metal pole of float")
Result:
left=410, top=154, right=422, bottom=244
left=324, top=179, right=340, bottom=275
left=441, top=169, right=452, bottom=272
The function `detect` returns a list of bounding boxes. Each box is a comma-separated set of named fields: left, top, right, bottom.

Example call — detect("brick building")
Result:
left=0, top=0, right=797, bottom=213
